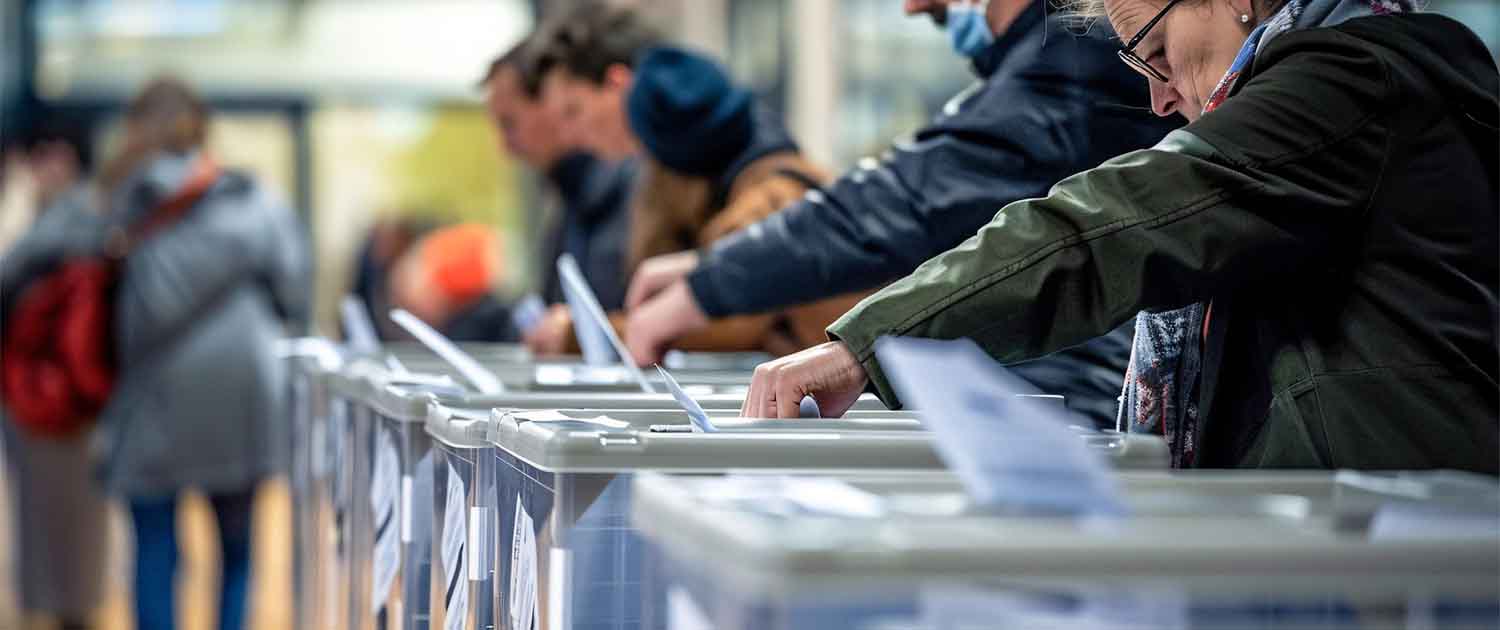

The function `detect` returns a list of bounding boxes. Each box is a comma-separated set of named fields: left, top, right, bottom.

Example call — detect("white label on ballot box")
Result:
left=400, top=475, right=413, bottom=543
left=371, top=427, right=401, bottom=612
left=510, top=495, right=538, bottom=630
left=875, top=337, right=1125, bottom=516
left=441, top=463, right=468, bottom=630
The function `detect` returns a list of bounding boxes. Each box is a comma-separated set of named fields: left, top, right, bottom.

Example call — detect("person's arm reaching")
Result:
left=686, top=88, right=1084, bottom=319
left=748, top=37, right=1394, bottom=414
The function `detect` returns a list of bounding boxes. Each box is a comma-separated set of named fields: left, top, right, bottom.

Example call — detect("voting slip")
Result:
left=511, top=292, right=547, bottom=336
left=557, top=253, right=657, bottom=393
left=656, top=365, right=718, bottom=433
left=389, top=308, right=506, bottom=394
left=874, top=337, right=1125, bottom=516
left=340, top=295, right=382, bottom=355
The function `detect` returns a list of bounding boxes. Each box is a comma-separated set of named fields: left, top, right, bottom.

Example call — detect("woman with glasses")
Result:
left=739, top=0, right=1498, bottom=473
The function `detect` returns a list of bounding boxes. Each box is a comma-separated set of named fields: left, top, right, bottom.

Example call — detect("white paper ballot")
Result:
left=557, top=253, right=656, bottom=393
left=511, top=293, right=548, bottom=335
left=341, top=295, right=382, bottom=355
left=389, top=308, right=506, bottom=394
left=656, top=366, right=717, bottom=433
left=874, top=337, right=1125, bottom=516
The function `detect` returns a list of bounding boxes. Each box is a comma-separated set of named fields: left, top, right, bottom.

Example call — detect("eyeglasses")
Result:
left=1118, top=0, right=1184, bottom=83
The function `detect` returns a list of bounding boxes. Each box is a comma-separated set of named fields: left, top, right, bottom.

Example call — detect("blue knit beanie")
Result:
left=627, top=46, right=753, bottom=177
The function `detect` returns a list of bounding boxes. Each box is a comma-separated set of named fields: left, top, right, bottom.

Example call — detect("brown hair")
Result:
left=528, top=2, right=661, bottom=90
left=100, top=76, right=208, bottom=191
left=126, top=77, right=207, bottom=153
left=478, top=35, right=543, bottom=97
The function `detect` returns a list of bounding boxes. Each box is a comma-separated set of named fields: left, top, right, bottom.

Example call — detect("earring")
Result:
left=1240, top=13, right=1251, bottom=22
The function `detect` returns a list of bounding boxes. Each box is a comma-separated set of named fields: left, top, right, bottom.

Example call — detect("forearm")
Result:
left=688, top=168, right=1010, bottom=318
left=831, top=131, right=1354, bottom=406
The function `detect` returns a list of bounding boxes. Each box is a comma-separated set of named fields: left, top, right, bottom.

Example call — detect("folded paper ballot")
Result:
left=558, top=253, right=657, bottom=393
left=389, top=308, right=506, bottom=394
left=874, top=336, right=1125, bottom=516
left=341, top=294, right=382, bottom=355
left=656, top=365, right=718, bottom=433
left=510, top=293, right=547, bottom=336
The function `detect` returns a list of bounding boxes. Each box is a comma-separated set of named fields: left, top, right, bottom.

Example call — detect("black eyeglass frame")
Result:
left=1118, top=0, right=1185, bottom=83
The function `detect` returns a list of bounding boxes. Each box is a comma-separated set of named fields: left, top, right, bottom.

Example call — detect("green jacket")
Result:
left=830, top=14, right=1499, bottom=473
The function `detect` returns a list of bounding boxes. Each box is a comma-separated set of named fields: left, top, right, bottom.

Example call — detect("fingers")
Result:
left=624, top=267, right=657, bottom=311
left=624, top=312, right=663, bottom=367
left=625, top=252, right=698, bottom=310
left=758, top=371, right=781, bottom=419
left=774, top=382, right=802, bottom=419
left=741, top=363, right=764, bottom=417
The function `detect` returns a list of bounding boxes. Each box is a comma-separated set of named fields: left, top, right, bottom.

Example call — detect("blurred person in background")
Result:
left=532, top=2, right=871, bottom=358
left=0, top=110, right=108, bottom=630
left=737, top=0, right=1498, bottom=474
left=388, top=222, right=520, bottom=342
left=2, top=77, right=310, bottom=630
left=349, top=216, right=437, bottom=341
left=480, top=22, right=650, bottom=353
left=1, top=114, right=93, bottom=252
left=622, top=0, right=1180, bottom=426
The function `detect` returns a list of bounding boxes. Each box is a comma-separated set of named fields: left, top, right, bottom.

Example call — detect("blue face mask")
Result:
left=947, top=1, right=995, bottom=58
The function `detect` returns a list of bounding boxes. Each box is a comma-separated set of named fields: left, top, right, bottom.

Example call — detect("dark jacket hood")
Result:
left=1246, top=14, right=1498, bottom=182
left=970, top=0, right=1048, bottom=78
left=716, top=102, right=799, bottom=195
left=1349, top=14, right=1497, bottom=132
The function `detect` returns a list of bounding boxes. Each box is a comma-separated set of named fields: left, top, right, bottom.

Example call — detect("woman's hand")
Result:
left=742, top=341, right=869, bottom=418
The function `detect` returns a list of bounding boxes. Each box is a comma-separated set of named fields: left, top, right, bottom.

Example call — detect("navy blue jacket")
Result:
left=539, top=153, right=637, bottom=311
left=683, top=4, right=1182, bottom=426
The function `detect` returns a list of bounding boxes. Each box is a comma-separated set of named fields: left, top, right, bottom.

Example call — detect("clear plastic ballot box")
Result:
left=330, top=362, right=899, bottom=630
left=631, top=471, right=1500, bottom=630
left=288, top=342, right=773, bottom=630
left=279, top=340, right=343, bottom=630
left=481, top=407, right=1170, bottom=630
left=426, top=402, right=952, bottom=630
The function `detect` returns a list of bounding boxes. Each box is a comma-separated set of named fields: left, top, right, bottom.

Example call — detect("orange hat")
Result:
left=421, top=224, right=500, bottom=307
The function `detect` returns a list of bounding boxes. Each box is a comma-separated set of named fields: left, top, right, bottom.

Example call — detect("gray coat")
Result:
left=1, top=152, right=310, bottom=496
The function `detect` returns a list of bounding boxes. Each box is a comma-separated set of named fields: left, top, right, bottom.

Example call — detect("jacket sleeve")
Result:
left=0, top=190, right=106, bottom=318
left=263, top=201, right=313, bottom=332
left=116, top=184, right=300, bottom=357
left=686, top=73, right=1105, bottom=318
left=830, top=34, right=1393, bottom=407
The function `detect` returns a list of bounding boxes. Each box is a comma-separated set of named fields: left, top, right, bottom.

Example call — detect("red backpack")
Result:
left=2, top=157, right=220, bottom=438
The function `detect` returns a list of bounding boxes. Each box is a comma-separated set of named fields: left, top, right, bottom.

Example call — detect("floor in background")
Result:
left=4, top=480, right=292, bottom=630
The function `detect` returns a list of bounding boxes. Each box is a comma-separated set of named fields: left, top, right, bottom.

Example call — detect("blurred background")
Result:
left=10, top=0, right=1489, bottom=340
left=0, top=2, right=1496, bottom=629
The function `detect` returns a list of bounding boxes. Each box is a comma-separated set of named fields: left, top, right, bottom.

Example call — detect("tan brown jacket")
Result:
left=622, top=150, right=870, bottom=356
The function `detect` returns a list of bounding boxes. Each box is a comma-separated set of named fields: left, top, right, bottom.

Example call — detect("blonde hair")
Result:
left=1057, top=0, right=1110, bottom=31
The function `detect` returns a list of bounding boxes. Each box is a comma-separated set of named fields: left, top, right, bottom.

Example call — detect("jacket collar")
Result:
left=970, top=0, right=1047, bottom=79
left=548, top=152, right=638, bottom=224
left=547, top=152, right=599, bottom=206
left=713, top=103, right=798, bottom=201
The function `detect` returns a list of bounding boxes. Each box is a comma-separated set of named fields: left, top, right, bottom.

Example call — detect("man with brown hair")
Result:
left=481, top=18, right=651, bottom=351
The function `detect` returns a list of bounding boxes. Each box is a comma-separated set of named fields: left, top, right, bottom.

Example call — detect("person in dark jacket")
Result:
left=485, top=5, right=661, bottom=354
left=480, top=30, right=646, bottom=351
left=623, top=0, right=1179, bottom=426
left=741, top=0, right=1499, bottom=475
